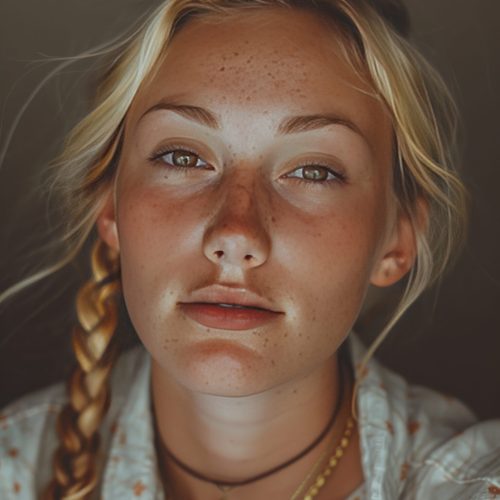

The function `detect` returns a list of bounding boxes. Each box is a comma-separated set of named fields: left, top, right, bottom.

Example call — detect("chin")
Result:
left=174, top=339, right=274, bottom=397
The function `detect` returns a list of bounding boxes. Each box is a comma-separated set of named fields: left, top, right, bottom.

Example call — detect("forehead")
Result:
left=128, top=7, right=392, bottom=153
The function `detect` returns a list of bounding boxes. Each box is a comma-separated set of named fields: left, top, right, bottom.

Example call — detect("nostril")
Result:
left=214, top=250, right=224, bottom=259
left=244, top=254, right=253, bottom=261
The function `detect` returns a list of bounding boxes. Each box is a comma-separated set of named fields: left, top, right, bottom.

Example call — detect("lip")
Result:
left=179, top=285, right=283, bottom=331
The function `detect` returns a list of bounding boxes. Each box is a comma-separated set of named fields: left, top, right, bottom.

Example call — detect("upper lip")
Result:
left=179, top=285, right=282, bottom=313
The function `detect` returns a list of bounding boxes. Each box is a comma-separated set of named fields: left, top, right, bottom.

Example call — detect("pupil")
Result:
left=173, top=151, right=196, bottom=167
left=303, top=166, right=326, bottom=181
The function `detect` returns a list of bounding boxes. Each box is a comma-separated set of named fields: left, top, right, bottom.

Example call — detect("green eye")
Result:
left=171, top=150, right=201, bottom=168
left=152, top=148, right=210, bottom=169
left=302, top=166, right=330, bottom=181
left=287, top=165, right=343, bottom=183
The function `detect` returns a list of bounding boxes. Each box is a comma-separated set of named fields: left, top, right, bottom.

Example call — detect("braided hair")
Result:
left=43, top=241, right=120, bottom=499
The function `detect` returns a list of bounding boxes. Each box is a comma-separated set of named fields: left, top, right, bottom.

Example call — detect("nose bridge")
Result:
left=203, top=168, right=271, bottom=269
left=223, top=170, right=257, bottom=220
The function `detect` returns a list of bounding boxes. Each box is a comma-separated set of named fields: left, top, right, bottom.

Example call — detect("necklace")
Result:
left=290, top=415, right=355, bottom=499
left=160, top=361, right=352, bottom=500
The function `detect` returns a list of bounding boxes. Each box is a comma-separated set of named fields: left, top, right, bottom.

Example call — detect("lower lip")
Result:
left=179, top=303, right=281, bottom=331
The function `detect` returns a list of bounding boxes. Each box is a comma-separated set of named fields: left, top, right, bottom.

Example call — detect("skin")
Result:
left=97, top=7, right=416, bottom=499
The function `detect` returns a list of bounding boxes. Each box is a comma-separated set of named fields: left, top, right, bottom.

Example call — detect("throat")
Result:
left=151, top=355, right=349, bottom=499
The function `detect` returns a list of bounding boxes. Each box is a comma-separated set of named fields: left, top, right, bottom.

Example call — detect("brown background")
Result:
left=1, top=1, right=499, bottom=417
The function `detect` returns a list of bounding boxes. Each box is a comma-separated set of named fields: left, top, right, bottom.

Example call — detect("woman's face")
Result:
left=99, top=8, right=414, bottom=396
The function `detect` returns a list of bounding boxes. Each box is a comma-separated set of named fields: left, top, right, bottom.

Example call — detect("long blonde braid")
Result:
left=43, top=240, right=120, bottom=500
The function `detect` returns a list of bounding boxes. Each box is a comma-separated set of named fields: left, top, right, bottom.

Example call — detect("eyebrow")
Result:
left=140, top=101, right=220, bottom=129
left=140, top=100, right=366, bottom=140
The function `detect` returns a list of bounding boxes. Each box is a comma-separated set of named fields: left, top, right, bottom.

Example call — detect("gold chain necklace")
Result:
left=291, top=416, right=355, bottom=499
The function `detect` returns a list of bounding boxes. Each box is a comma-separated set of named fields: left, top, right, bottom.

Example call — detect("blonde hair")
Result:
left=2, top=0, right=466, bottom=498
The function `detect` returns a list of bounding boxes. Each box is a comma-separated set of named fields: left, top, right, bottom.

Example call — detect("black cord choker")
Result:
left=159, top=362, right=345, bottom=491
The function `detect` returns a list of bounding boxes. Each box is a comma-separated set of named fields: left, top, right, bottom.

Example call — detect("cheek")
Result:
left=114, top=182, right=207, bottom=335
left=273, top=194, right=384, bottom=340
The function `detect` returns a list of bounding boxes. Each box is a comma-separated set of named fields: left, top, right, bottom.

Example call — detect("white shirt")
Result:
left=1, top=336, right=499, bottom=499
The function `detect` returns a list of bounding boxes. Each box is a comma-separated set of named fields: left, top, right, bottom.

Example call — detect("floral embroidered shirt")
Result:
left=1, top=336, right=499, bottom=499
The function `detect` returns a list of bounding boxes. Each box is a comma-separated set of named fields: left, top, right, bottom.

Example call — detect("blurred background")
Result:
left=0, top=0, right=499, bottom=416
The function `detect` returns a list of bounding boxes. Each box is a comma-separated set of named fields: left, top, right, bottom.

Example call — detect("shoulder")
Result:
left=0, top=381, right=65, bottom=498
left=350, top=335, right=500, bottom=499
left=381, top=363, right=500, bottom=498
left=0, top=345, right=150, bottom=499
left=405, top=419, right=500, bottom=499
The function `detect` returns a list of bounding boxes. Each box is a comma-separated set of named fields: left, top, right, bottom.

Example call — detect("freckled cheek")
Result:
left=114, top=184, right=208, bottom=330
left=275, top=209, right=379, bottom=338
left=116, top=184, right=206, bottom=264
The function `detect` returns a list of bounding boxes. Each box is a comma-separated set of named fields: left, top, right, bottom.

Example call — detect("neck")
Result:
left=151, top=355, right=359, bottom=499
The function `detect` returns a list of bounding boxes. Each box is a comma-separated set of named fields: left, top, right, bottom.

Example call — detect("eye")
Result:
left=286, top=165, right=345, bottom=183
left=151, top=148, right=211, bottom=169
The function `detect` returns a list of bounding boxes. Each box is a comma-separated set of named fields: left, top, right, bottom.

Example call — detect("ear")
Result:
left=96, top=192, right=120, bottom=251
left=370, top=205, right=423, bottom=288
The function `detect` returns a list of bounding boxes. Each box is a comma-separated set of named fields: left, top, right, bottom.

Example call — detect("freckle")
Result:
left=233, top=51, right=239, bottom=56
left=219, top=66, right=225, bottom=72
left=271, top=216, right=276, bottom=223
left=271, top=359, right=276, bottom=366
left=298, top=352, right=303, bottom=357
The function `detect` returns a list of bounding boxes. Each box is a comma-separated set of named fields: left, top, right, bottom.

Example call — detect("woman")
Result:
left=1, top=0, right=499, bottom=499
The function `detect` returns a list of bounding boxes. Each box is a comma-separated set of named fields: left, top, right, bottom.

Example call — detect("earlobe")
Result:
left=96, top=194, right=120, bottom=252
left=370, top=210, right=418, bottom=288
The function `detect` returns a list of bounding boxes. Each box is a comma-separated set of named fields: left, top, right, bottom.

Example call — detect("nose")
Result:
left=202, top=176, right=271, bottom=271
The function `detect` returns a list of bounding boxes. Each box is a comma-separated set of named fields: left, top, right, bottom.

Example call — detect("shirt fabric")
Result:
left=1, top=336, right=499, bottom=499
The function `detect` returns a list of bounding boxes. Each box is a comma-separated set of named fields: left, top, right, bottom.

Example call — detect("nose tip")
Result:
left=205, top=230, right=268, bottom=269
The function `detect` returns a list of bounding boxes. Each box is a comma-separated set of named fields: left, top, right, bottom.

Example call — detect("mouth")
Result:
left=179, top=301, right=282, bottom=331
left=206, top=302, right=270, bottom=311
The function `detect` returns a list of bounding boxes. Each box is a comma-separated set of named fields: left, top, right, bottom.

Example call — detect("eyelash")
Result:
left=149, top=145, right=211, bottom=171
left=149, top=146, right=347, bottom=185
left=285, top=162, right=347, bottom=186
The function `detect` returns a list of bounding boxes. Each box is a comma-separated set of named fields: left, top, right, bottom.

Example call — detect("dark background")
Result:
left=1, top=1, right=499, bottom=417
